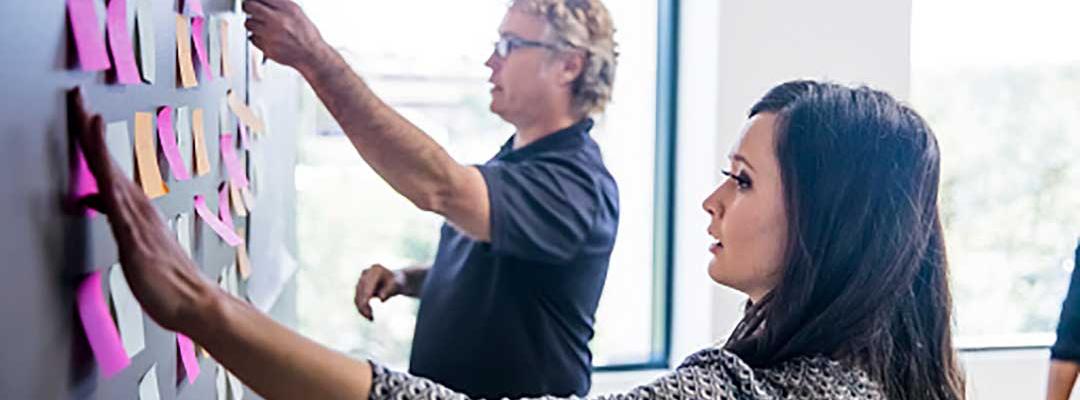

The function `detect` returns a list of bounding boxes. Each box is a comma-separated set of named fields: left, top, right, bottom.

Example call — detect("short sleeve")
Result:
left=1052, top=241, right=1080, bottom=361
left=476, top=157, right=601, bottom=264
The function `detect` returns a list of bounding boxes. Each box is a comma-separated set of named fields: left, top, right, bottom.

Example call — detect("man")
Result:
left=1047, top=241, right=1080, bottom=400
left=244, top=0, right=620, bottom=397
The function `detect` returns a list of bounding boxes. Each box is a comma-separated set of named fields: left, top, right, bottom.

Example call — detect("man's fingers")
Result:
left=248, top=34, right=265, bottom=52
left=242, top=0, right=276, bottom=19
left=359, top=274, right=380, bottom=304
left=244, top=18, right=265, bottom=34
left=376, top=278, right=395, bottom=301
left=358, top=303, right=373, bottom=321
left=249, top=0, right=289, bottom=11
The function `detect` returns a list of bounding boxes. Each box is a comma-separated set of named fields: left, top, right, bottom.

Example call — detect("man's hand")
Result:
left=353, top=264, right=403, bottom=321
left=242, top=0, right=331, bottom=72
left=69, top=88, right=218, bottom=336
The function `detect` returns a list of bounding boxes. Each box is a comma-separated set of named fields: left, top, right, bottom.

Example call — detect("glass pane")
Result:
left=295, top=0, right=660, bottom=368
left=911, top=0, right=1080, bottom=343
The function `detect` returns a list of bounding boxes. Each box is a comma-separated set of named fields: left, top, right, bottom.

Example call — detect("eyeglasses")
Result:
left=493, top=36, right=561, bottom=58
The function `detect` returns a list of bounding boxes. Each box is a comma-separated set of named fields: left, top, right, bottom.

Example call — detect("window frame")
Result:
left=592, top=0, right=679, bottom=372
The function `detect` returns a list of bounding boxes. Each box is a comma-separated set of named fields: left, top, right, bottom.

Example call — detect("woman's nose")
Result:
left=703, top=185, right=723, bottom=217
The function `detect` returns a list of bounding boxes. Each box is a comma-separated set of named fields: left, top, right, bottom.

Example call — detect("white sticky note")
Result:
left=176, top=107, right=194, bottom=173
left=105, top=121, right=135, bottom=180
left=138, top=364, right=161, bottom=400
left=175, top=213, right=192, bottom=257
left=109, top=263, right=146, bottom=358
left=228, top=371, right=244, bottom=400
left=134, top=0, right=155, bottom=83
left=226, top=263, right=240, bottom=296
left=216, top=364, right=228, bottom=400
left=208, top=15, right=221, bottom=77
left=219, top=96, right=230, bottom=135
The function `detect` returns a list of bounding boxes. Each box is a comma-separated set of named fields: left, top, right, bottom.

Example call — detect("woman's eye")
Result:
left=720, top=170, right=752, bottom=190
left=735, top=172, right=752, bottom=189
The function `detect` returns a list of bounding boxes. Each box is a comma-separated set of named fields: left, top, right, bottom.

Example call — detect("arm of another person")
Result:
left=1049, top=360, right=1080, bottom=400
left=1048, top=241, right=1080, bottom=400
left=242, top=0, right=491, bottom=241
left=354, top=264, right=429, bottom=321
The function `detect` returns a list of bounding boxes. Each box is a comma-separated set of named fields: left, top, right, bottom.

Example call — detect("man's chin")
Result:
left=489, top=102, right=505, bottom=118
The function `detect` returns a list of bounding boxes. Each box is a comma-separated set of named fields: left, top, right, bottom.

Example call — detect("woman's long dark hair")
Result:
left=723, top=80, right=965, bottom=400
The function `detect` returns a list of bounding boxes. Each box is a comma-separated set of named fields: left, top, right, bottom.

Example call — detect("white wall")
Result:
left=593, top=0, right=1059, bottom=398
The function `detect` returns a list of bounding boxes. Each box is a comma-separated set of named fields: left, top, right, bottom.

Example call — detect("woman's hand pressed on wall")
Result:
left=69, top=88, right=220, bottom=336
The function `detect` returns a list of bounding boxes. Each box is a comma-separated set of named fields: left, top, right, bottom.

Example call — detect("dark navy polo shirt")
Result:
left=408, top=118, right=619, bottom=399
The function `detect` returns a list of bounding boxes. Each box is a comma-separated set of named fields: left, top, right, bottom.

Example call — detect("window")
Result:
left=294, top=0, right=671, bottom=369
left=911, top=0, right=1080, bottom=346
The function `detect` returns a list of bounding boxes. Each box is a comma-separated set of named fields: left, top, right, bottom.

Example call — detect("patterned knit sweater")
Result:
left=369, top=346, right=884, bottom=400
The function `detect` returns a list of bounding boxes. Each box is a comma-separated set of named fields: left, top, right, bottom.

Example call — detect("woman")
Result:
left=69, top=79, right=964, bottom=400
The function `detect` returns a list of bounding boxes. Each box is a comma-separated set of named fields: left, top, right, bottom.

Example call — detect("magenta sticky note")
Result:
left=105, top=0, right=141, bottom=84
left=76, top=270, right=132, bottom=378
left=156, top=107, right=191, bottom=181
left=67, top=0, right=111, bottom=71
left=70, top=140, right=100, bottom=217
left=218, top=184, right=234, bottom=230
left=191, top=17, right=214, bottom=81
left=219, top=134, right=249, bottom=188
left=194, top=195, right=243, bottom=246
left=176, top=333, right=201, bottom=383
left=182, top=0, right=204, bottom=17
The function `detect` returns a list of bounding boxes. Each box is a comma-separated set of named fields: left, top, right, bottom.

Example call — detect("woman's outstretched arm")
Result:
left=68, top=88, right=372, bottom=400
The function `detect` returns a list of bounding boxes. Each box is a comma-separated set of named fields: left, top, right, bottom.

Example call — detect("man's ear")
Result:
left=558, top=52, right=586, bottom=86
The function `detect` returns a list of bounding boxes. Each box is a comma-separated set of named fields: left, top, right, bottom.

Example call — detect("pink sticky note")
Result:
left=218, top=183, right=234, bottom=230
left=76, top=270, right=132, bottom=378
left=191, top=18, right=213, bottom=81
left=238, top=121, right=250, bottom=150
left=220, top=134, right=249, bottom=187
left=156, top=107, right=191, bottom=181
left=176, top=333, right=201, bottom=383
left=67, top=0, right=111, bottom=71
left=194, top=195, right=244, bottom=246
left=70, top=141, right=100, bottom=217
left=183, top=0, right=204, bottom=17
left=105, top=0, right=141, bottom=84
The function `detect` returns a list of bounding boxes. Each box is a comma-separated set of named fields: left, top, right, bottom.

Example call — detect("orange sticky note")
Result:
left=219, top=19, right=232, bottom=78
left=175, top=15, right=198, bottom=88
left=236, top=235, right=252, bottom=280
left=226, top=91, right=265, bottom=133
left=192, top=108, right=210, bottom=175
left=229, top=181, right=247, bottom=217
left=134, top=112, right=169, bottom=198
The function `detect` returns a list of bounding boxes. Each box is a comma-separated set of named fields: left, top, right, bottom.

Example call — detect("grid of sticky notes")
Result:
left=68, top=0, right=266, bottom=395
left=66, top=0, right=234, bottom=86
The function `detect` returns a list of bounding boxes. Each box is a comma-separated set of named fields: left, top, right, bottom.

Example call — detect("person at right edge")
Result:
left=1047, top=240, right=1080, bottom=400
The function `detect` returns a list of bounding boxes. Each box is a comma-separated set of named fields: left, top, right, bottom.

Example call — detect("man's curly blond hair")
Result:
left=511, top=0, right=618, bottom=117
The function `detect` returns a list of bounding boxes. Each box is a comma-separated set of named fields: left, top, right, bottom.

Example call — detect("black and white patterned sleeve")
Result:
left=590, top=358, right=756, bottom=400
left=368, top=352, right=757, bottom=400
